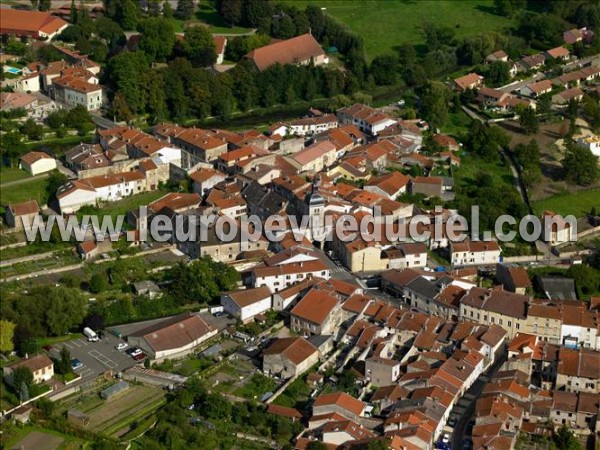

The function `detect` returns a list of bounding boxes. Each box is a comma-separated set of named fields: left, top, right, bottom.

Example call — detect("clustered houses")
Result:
left=381, top=267, right=600, bottom=349
left=458, top=36, right=600, bottom=115
left=280, top=275, right=511, bottom=448
left=6, top=50, right=105, bottom=111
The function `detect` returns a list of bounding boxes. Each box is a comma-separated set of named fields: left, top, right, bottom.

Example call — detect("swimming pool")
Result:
left=4, top=66, right=22, bottom=75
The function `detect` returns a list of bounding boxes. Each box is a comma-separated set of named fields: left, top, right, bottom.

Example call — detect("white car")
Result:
left=442, top=433, right=451, bottom=444
left=115, top=342, right=128, bottom=351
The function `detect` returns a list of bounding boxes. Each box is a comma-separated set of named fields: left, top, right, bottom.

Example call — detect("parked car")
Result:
left=442, top=433, right=450, bottom=444
left=115, top=342, right=128, bottom=351
left=71, top=359, right=84, bottom=370
left=213, top=311, right=224, bottom=318
left=126, top=348, right=142, bottom=357
left=448, top=415, right=457, bottom=427
left=132, top=352, right=146, bottom=362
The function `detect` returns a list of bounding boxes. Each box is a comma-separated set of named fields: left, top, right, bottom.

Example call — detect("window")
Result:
left=516, top=323, right=520, bottom=329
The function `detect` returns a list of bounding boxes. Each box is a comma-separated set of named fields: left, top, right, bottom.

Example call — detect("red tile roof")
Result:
left=246, top=33, right=325, bottom=71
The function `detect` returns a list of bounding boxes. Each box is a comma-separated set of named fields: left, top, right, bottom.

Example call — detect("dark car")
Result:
left=71, top=359, right=84, bottom=370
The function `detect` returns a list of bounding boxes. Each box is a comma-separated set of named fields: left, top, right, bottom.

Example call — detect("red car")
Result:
left=132, top=352, right=147, bottom=362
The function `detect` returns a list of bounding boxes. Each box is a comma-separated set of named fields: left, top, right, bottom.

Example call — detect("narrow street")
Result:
left=451, top=352, right=507, bottom=450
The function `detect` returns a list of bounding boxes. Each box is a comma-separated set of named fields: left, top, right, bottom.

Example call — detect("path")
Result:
left=0, top=172, right=49, bottom=188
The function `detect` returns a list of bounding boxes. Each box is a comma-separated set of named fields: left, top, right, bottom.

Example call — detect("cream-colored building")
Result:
left=262, top=337, right=318, bottom=379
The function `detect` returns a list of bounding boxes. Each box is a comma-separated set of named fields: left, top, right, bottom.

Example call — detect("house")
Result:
left=545, top=46, right=570, bottom=61
left=313, top=392, right=366, bottom=421
left=476, top=86, right=509, bottom=108
left=57, top=171, right=148, bottom=214
left=518, top=54, right=545, bottom=72
left=321, top=420, right=376, bottom=446
left=364, top=171, right=411, bottom=199
left=3, top=354, right=54, bottom=386
left=0, top=92, right=58, bottom=119
left=290, top=288, right=342, bottom=336
left=337, top=104, right=397, bottom=136
left=12, top=72, right=41, bottom=93
left=366, top=357, right=401, bottom=387
left=4, top=200, right=40, bottom=229
left=453, top=73, right=484, bottom=91
left=154, top=123, right=228, bottom=164
left=288, top=141, right=337, bottom=174
left=560, top=301, right=598, bottom=350
left=432, top=134, right=459, bottom=151
left=189, top=168, right=226, bottom=195
left=520, top=79, right=553, bottom=98
left=262, top=337, right=319, bottom=379
left=220, top=286, right=272, bottom=323
left=540, top=210, right=575, bottom=244
left=282, top=114, right=338, bottom=137
left=52, top=75, right=105, bottom=110
left=132, top=280, right=161, bottom=299
left=485, top=50, right=509, bottom=63
left=127, top=312, right=217, bottom=361
left=213, top=35, right=227, bottom=65
left=556, top=348, right=600, bottom=393
left=495, top=263, right=532, bottom=295
left=19, top=151, right=56, bottom=176
left=460, top=288, right=529, bottom=338
left=148, top=192, right=201, bottom=214
left=411, top=176, right=453, bottom=199
left=77, top=240, right=99, bottom=260
left=552, top=87, right=584, bottom=105
left=0, top=9, right=68, bottom=40
left=245, top=33, right=328, bottom=71
left=564, top=28, right=584, bottom=45
left=450, top=240, right=501, bottom=266
left=577, top=135, right=600, bottom=157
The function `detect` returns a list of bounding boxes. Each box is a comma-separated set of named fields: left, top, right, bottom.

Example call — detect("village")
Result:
left=1, top=2, right=600, bottom=450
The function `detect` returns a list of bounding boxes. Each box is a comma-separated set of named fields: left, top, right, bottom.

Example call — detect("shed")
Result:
left=100, top=380, right=129, bottom=400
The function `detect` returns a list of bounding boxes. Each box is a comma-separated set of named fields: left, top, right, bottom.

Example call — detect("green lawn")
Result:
left=0, top=177, right=49, bottom=206
left=0, top=166, right=31, bottom=184
left=442, top=110, right=473, bottom=137
left=281, top=0, right=515, bottom=59
left=170, top=3, right=253, bottom=34
left=76, top=190, right=167, bottom=221
left=453, top=151, right=515, bottom=188
left=532, top=189, right=600, bottom=218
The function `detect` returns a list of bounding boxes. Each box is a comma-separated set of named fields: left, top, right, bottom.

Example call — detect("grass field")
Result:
left=281, top=0, right=515, bottom=59
left=0, top=167, right=31, bottom=184
left=532, top=189, right=600, bottom=218
left=169, top=3, right=253, bottom=34
left=77, top=190, right=167, bottom=221
left=0, top=177, right=49, bottom=206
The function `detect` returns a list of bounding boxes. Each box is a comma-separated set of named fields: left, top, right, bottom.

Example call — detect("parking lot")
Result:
left=49, top=333, right=137, bottom=381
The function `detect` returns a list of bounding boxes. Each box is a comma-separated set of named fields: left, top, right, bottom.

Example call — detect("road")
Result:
left=451, top=352, right=507, bottom=450
left=90, top=112, right=120, bottom=130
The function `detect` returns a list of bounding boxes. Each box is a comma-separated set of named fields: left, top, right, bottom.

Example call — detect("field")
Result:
left=0, top=177, right=49, bottom=206
left=67, top=384, right=166, bottom=438
left=532, top=189, right=600, bottom=218
left=2, top=426, right=87, bottom=450
left=282, top=0, right=515, bottom=59
left=0, top=167, right=32, bottom=184
left=169, top=2, right=253, bottom=34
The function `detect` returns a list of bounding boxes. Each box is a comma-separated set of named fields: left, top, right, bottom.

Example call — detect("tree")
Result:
left=46, top=171, right=68, bottom=199
left=421, top=21, right=456, bottom=51
left=39, top=0, right=51, bottom=11
left=70, top=0, right=77, bottom=23
left=163, top=1, right=173, bottom=19
left=537, top=93, right=552, bottom=116
left=563, top=142, right=599, bottom=185
left=218, top=0, right=242, bottom=26
left=518, top=106, right=539, bottom=134
left=138, top=18, right=175, bottom=62
left=494, top=0, right=526, bottom=17
left=183, top=26, right=217, bottom=67
left=175, top=0, right=195, bottom=20
left=271, top=15, right=296, bottom=39
left=83, top=312, right=105, bottom=331
left=370, top=53, right=399, bottom=85
left=45, top=287, right=87, bottom=336
left=514, top=140, right=542, bottom=187
left=55, top=345, right=72, bottom=374
left=306, top=443, right=329, bottom=450
left=486, top=60, right=511, bottom=86
left=89, top=273, right=109, bottom=294
left=567, top=264, right=599, bottom=298
left=115, top=0, right=138, bottom=30
left=421, top=81, right=452, bottom=130
left=553, top=424, right=582, bottom=450
left=0, top=320, right=16, bottom=354
left=12, top=366, right=34, bottom=400
left=148, top=0, right=161, bottom=16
